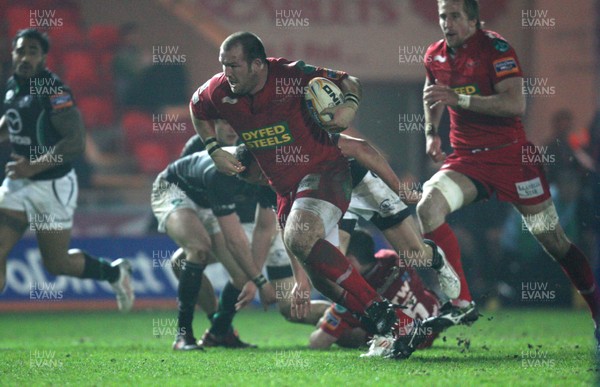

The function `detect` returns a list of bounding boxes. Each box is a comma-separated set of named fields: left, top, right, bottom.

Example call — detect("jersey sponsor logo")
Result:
left=241, top=122, right=293, bottom=149
left=451, top=84, right=480, bottom=95
left=5, top=109, right=23, bottom=134
left=493, top=38, right=510, bottom=52
left=433, top=55, right=447, bottom=63
left=494, top=57, right=519, bottom=77
left=515, top=177, right=544, bottom=199
left=49, top=92, right=73, bottom=110
left=9, top=134, right=31, bottom=145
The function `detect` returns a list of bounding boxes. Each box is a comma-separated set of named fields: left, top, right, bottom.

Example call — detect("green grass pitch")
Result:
left=1, top=308, right=597, bottom=386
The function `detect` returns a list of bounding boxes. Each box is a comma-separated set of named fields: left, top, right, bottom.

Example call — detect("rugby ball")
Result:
left=304, top=77, right=344, bottom=130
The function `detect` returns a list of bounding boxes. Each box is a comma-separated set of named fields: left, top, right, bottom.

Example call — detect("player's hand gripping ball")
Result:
left=304, top=77, right=344, bottom=131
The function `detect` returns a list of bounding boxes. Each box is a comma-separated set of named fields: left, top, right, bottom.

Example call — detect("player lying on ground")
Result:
left=0, top=29, right=133, bottom=311
left=310, top=230, right=450, bottom=353
left=151, top=142, right=277, bottom=350
left=417, top=0, right=599, bottom=345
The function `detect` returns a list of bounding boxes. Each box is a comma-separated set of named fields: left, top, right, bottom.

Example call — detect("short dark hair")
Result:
left=12, top=28, right=50, bottom=54
left=234, top=143, right=255, bottom=179
left=438, top=0, right=481, bottom=29
left=463, top=0, right=481, bottom=29
left=347, top=230, right=376, bottom=266
left=221, top=31, right=267, bottom=65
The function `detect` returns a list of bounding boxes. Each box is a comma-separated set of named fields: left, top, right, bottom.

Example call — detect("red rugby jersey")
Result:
left=425, top=29, right=527, bottom=150
left=191, top=58, right=348, bottom=194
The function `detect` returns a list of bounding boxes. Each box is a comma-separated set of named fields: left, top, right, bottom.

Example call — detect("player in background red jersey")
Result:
left=417, top=0, right=600, bottom=344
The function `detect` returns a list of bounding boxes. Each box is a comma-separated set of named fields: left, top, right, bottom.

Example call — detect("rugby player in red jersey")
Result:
left=190, top=31, right=403, bottom=340
left=418, top=0, right=600, bottom=344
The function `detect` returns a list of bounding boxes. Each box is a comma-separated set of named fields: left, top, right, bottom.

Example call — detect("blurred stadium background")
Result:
left=0, top=0, right=599, bottom=314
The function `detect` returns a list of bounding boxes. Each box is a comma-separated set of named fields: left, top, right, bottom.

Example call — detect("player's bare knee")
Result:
left=537, top=228, right=571, bottom=260
left=416, top=195, right=445, bottom=228
left=283, top=219, right=320, bottom=261
left=170, top=248, right=186, bottom=278
left=284, top=231, right=316, bottom=262
left=522, top=204, right=570, bottom=259
left=182, top=242, right=211, bottom=265
left=284, top=209, right=327, bottom=261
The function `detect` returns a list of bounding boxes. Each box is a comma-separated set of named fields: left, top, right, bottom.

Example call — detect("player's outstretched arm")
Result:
left=189, top=106, right=244, bottom=176
left=251, top=205, right=277, bottom=270
left=285, top=245, right=312, bottom=320
left=217, top=213, right=276, bottom=309
left=337, top=134, right=420, bottom=204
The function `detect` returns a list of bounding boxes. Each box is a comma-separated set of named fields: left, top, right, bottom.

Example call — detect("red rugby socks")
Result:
left=558, top=244, right=600, bottom=324
left=337, top=290, right=369, bottom=314
left=305, top=239, right=381, bottom=313
left=425, top=223, right=472, bottom=303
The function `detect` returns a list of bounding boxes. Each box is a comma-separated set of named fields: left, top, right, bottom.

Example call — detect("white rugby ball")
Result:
left=304, top=77, right=344, bottom=129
